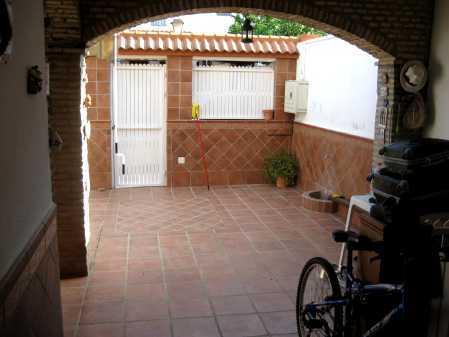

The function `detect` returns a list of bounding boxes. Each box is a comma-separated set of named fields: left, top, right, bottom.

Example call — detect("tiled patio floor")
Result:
left=61, top=185, right=344, bottom=337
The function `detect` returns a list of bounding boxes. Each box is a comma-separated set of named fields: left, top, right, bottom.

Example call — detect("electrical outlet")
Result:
left=177, top=157, right=186, bottom=165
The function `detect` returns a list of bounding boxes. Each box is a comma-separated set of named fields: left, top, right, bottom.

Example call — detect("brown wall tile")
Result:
left=167, top=95, right=180, bottom=108
left=168, top=121, right=291, bottom=187
left=180, top=82, right=192, bottom=96
left=1, top=212, right=63, bottom=337
left=181, top=70, right=192, bottom=83
left=180, top=95, right=192, bottom=107
left=167, top=70, right=180, bottom=82
left=291, top=122, right=372, bottom=198
left=168, top=108, right=180, bottom=120
left=85, top=56, right=112, bottom=190
left=168, top=82, right=180, bottom=96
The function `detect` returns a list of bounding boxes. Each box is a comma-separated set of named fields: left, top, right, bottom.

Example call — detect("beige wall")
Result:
left=427, top=1, right=449, bottom=331
left=0, top=0, right=53, bottom=279
left=426, top=0, right=449, bottom=140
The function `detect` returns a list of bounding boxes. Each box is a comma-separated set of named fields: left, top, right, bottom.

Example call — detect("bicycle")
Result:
left=296, top=230, right=406, bottom=337
left=296, top=225, right=449, bottom=337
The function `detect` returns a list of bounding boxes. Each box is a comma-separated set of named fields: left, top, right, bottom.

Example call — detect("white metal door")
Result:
left=113, top=64, right=166, bottom=187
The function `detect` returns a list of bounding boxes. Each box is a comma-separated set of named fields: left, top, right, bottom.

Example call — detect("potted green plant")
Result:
left=264, top=151, right=299, bottom=188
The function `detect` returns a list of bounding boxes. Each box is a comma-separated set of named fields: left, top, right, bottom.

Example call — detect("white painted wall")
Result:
left=426, top=0, right=449, bottom=140
left=295, top=36, right=378, bottom=139
left=0, top=0, right=53, bottom=279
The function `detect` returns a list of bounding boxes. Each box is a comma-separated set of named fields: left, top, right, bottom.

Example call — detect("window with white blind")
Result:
left=192, top=61, right=274, bottom=120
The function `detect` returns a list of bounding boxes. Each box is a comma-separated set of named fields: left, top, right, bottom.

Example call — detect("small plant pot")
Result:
left=276, top=176, right=287, bottom=188
left=263, top=109, right=274, bottom=121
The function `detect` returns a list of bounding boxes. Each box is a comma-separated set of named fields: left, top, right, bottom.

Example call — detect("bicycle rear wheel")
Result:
left=296, top=257, right=343, bottom=337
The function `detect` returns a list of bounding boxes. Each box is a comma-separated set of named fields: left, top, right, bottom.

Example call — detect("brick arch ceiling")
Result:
left=81, top=0, right=395, bottom=60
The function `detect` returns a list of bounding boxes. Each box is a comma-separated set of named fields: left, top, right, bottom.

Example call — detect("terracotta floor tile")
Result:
left=260, top=311, right=297, bottom=334
left=95, top=248, right=128, bottom=261
left=129, top=246, right=160, bottom=259
left=127, top=270, right=163, bottom=284
left=195, top=254, right=230, bottom=269
left=242, top=276, right=282, bottom=294
left=161, top=247, right=194, bottom=258
left=163, top=255, right=196, bottom=270
left=205, top=278, right=246, bottom=296
left=71, top=186, right=342, bottom=337
left=126, top=320, right=171, bottom=337
left=170, top=297, right=213, bottom=318
left=166, top=280, right=207, bottom=300
left=90, top=271, right=126, bottom=287
left=80, top=301, right=125, bottom=324
left=164, top=268, right=202, bottom=284
left=252, top=240, right=285, bottom=252
left=239, top=222, right=268, bottom=232
left=126, top=283, right=166, bottom=301
left=78, top=323, right=125, bottom=337
left=125, top=299, right=169, bottom=321
left=172, top=317, right=220, bottom=337
left=217, top=314, right=267, bottom=337
left=211, top=295, right=255, bottom=315
left=128, top=258, right=162, bottom=271
left=249, top=292, right=295, bottom=312
left=93, top=259, right=127, bottom=272
left=85, top=285, right=125, bottom=303
left=129, top=234, right=159, bottom=247
left=275, top=274, right=300, bottom=291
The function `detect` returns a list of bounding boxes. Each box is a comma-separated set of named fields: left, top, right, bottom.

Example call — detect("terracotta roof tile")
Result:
left=118, top=31, right=299, bottom=55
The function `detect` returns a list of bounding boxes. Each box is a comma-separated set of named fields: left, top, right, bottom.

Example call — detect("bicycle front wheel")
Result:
left=296, top=257, right=343, bottom=337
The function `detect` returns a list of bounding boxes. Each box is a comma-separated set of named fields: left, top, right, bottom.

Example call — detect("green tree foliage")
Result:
left=228, top=14, right=325, bottom=37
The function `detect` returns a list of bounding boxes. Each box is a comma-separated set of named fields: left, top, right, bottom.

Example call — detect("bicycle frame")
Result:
left=302, top=245, right=405, bottom=337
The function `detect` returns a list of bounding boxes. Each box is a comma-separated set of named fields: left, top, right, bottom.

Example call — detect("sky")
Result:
left=133, top=13, right=235, bottom=34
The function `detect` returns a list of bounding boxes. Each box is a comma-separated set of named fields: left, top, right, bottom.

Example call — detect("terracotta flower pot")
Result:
left=276, top=176, right=287, bottom=188
left=263, top=109, right=274, bottom=121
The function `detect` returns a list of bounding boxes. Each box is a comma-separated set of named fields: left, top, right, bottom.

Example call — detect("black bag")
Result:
left=371, top=138, right=449, bottom=224
left=372, top=167, right=449, bottom=199
left=380, top=138, right=449, bottom=172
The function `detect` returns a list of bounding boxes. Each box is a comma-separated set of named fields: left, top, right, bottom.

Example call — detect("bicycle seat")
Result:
left=333, top=230, right=383, bottom=252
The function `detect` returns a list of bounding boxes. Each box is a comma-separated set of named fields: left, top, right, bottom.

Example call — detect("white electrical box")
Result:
left=284, top=80, right=309, bottom=114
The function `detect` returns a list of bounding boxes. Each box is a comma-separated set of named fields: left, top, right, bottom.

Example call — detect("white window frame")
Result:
left=192, top=58, right=275, bottom=120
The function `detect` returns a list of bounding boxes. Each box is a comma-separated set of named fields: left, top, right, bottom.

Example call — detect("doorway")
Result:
left=112, top=63, right=167, bottom=187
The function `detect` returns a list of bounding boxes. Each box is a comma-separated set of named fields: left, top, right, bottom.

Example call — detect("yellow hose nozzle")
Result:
left=192, top=103, right=200, bottom=120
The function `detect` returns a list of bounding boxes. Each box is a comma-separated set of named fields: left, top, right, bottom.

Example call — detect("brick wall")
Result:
left=291, top=123, right=373, bottom=198
left=85, top=56, right=112, bottom=190
left=76, top=0, right=434, bottom=63
left=47, top=49, right=88, bottom=278
left=44, top=0, right=435, bottom=276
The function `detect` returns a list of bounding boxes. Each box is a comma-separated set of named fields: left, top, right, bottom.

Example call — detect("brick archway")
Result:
left=45, top=0, right=434, bottom=277
left=83, top=3, right=394, bottom=61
